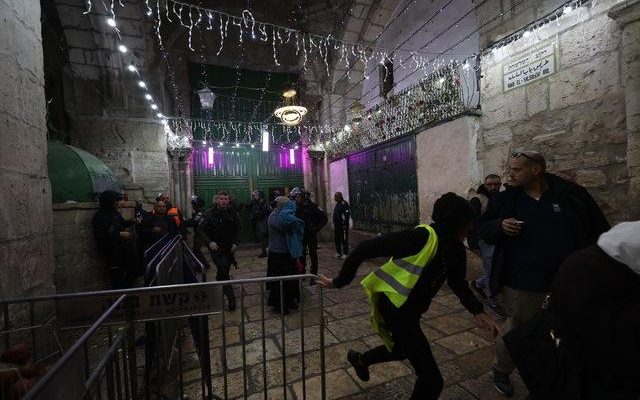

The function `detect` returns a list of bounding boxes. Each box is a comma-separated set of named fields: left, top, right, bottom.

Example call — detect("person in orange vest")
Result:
left=156, top=193, right=184, bottom=227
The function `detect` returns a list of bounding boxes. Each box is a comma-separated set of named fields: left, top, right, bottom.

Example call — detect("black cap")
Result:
left=431, top=192, right=477, bottom=237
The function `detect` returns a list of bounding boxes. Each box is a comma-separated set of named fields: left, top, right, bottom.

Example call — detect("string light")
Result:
left=107, top=18, right=116, bottom=27
left=151, top=104, right=158, bottom=110
left=127, top=64, right=137, bottom=72
left=118, top=44, right=127, bottom=53
left=145, top=93, right=152, bottom=100
left=138, top=81, right=146, bottom=88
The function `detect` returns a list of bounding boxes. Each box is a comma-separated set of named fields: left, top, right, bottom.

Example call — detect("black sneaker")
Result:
left=347, top=350, right=370, bottom=382
left=488, top=299, right=508, bottom=320
left=470, top=281, right=488, bottom=299
left=493, top=368, right=514, bottom=397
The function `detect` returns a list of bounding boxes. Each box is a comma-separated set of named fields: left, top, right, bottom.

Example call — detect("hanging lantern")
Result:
left=197, top=87, right=216, bottom=109
left=274, top=88, right=307, bottom=126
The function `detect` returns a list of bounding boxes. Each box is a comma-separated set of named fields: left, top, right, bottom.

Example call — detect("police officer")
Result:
left=316, top=193, right=500, bottom=400
left=289, top=188, right=328, bottom=280
left=198, top=190, right=241, bottom=311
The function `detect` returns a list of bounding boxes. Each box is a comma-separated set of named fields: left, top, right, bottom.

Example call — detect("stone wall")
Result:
left=0, top=0, right=55, bottom=300
left=477, top=0, right=631, bottom=222
left=70, top=116, right=170, bottom=201
left=52, top=202, right=135, bottom=293
left=52, top=0, right=171, bottom=203
left=416, top=116, right=482, bottom=222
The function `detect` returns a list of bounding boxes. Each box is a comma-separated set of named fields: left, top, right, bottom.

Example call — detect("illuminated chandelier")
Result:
left=274, top=88, right=307, bottom=126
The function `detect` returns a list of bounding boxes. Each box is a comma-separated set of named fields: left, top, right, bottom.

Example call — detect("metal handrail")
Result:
left=0, top=274, right=317, bottom=306
left=22, top=295, right=128, bottom=400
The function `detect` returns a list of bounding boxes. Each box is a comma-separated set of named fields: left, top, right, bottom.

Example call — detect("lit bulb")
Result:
left=235, top=143, right=240, bottom=148
left=438, top=77, right=445, bottom=84
left=118, top=45, right=127, bottom=53
left=107, top=18, right=116, bottom=27
left=146, top=10, right=153, bottom=16
left=251, top=144, right=255, bottom=148
left=138, top=81, right=146, bottom=88
left=145, top=94, right=152, bottom=100
left=151, top=104, right=158, bottom=110
left=156, top=112, right=163, bottom=118
left=563, top=6, right=573, bottom=14
left=201, top=140, right=206, bottom=145
left=294, top=145, right=299, bottom=150
left=127, top=64, right=137, bottom=72
left=523, top=30, right=531, bottom=38
left=219, top=142, right=224, bottom=146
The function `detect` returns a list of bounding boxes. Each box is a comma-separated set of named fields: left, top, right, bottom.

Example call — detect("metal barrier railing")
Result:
left=1, top=236, right=327, bottom=400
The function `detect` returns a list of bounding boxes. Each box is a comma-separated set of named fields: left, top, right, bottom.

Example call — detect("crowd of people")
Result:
left=91, top=149, right=640, bottom=399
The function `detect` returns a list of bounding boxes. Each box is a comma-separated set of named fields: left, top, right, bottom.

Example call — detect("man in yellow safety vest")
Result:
left=317, top=192, right=500, bottom=400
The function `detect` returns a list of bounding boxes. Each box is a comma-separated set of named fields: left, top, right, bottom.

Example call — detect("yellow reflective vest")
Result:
left=361, top=224, right=439, bottom=350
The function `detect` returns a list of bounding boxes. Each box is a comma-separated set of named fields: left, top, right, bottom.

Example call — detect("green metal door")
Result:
left=347, top=136, right=419, bottom=233
left=192, top=146, right=303, bottom=243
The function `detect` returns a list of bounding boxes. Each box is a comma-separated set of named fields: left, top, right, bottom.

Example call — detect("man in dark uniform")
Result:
left=198, top=190, right=241, bottom=311
left=317, top=193, right=499, bottom=400
left=290, top=187, right=328, bottom=280
left=333, top=191, right=351, bottom=259
left=92, top=190, right=139, bottom=288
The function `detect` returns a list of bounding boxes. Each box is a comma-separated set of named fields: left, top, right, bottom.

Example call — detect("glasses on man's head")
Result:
left=511, top=151, right=541, bottom=165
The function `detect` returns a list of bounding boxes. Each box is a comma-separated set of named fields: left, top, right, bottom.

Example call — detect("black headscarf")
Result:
left=431, top=192, right=477, bottom=239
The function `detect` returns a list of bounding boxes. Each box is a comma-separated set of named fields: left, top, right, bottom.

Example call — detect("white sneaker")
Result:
left=340, top=254, right=348, bottom=260
left=334, top=253, right=342, bottom=258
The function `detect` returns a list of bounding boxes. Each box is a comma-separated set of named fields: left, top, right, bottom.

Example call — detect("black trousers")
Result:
left=302, top=234, right=319, bottom=275
left=266, top=252, right=298, bottom=309
left=334, top=222, right=349, bottom=255
left=209, top=251, right=235, bottom=302
left=361, top=296, right=443, bottom=400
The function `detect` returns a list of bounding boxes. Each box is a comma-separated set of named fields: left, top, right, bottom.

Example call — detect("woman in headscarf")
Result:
left=266, top=196, right=305, bottom=314
left=92, top=190, right=139, bottom=288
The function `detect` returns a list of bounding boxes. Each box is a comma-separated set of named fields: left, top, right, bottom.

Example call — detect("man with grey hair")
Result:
left=478, top=150, right=609, bottom=397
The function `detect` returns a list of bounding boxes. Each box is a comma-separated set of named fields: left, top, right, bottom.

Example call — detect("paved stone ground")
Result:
left=179, top=241, right=529, bottom=400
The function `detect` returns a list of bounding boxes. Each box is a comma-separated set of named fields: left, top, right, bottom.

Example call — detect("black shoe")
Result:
left=347, top=350, right=370, bottom=382
left=228, top=298, right=236, bottom=312
left=488, top=299, right=508, bottom=320
left=493, top=368, right=514, bottom=397
left=470, top=280, right=488, bottom=299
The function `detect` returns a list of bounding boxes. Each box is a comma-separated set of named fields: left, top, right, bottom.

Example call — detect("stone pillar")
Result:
left=168, top=148, right=193, bottom=216
left=0, top=0, right=56, bottom=299
left=610, top=0, right=640, bottom=219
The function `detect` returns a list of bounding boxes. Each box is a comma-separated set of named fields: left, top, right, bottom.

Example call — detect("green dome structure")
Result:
left=47, top=141, right=120, bottom=203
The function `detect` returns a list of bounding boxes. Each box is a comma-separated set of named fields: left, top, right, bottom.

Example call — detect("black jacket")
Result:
left=198, top=206, right=241, bottom=251
left=333, top=200, right=351, bottom=226
left=333, top=225, right=483, bottom=316
left=296, top=200, right=328, bottom=238
left=248, top=199, right=270, bottom=223
left=478, top=174, right=609, bottom=295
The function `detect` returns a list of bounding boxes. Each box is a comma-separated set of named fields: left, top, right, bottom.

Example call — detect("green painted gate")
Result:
left=347, top=136, right=419, bottom=233
left=192, top=146, right=304, bottom=243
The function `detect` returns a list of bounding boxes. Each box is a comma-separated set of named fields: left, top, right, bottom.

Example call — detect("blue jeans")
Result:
left=475, top=239, right=495, bottom=298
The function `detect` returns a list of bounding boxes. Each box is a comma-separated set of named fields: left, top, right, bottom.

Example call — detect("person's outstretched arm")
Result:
left=318, top=228, right=428, bottom=288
